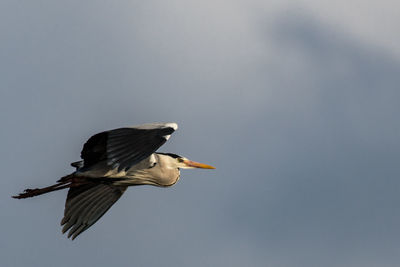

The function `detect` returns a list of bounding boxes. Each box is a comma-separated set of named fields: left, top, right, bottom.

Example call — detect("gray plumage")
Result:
left=13, top=122, right=215, bottom=240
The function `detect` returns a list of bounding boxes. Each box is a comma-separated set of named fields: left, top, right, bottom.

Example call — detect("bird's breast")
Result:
left=115, top=165, right=180, bottom=187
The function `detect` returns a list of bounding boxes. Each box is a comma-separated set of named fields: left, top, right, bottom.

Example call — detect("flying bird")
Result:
left=13, top=122, right=215, bottom=239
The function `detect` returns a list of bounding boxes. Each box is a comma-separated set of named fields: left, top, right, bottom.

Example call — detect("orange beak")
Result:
left=183, top=160, right=216, bottom=169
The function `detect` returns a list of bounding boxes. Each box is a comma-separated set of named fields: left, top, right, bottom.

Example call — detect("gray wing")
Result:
left=61, top=182, right=127, bottom=240
left=80, top=122, right=178, bottom=171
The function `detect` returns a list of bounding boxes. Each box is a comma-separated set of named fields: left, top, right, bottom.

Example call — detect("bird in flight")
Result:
left=13, top=122, right=215, bottom=240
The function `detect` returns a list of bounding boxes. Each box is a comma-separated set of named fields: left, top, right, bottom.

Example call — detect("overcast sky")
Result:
left=1, top=1, right=400, bottom=266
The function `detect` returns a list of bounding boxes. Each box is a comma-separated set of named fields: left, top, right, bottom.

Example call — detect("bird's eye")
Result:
left=177, top=158, right=184, bottom=163
left=149, top=162, right=157, bottom=168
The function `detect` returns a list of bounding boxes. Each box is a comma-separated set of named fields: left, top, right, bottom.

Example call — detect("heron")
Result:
left=13, top=122, right=215, bottom=240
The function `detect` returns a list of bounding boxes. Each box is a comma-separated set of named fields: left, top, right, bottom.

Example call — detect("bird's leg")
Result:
left=12, top=180, right=72, bottom=199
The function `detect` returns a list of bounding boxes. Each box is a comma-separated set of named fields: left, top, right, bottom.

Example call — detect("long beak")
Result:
left=183, top=159, right=216, bottom=169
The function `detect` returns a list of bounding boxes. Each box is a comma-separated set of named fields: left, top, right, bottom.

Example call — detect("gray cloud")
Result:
left=224, top=13, right=400, bottom=267
left=1, top=2, right=399, bottom=267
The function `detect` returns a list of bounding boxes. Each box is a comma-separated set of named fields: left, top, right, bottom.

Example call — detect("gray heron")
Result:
left=13, top=122, right=215, bottom=239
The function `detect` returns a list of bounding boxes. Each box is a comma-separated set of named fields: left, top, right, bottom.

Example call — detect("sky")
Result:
left=1, top=1, right=400, bottom=266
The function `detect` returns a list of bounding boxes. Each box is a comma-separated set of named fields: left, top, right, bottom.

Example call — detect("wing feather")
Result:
left=61, top=183, right=127, bottom=239
left=80, top=123, right=177, bottom=171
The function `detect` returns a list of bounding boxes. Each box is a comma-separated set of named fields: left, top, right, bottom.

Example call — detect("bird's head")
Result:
left=159, top=153, right=215, bottom=170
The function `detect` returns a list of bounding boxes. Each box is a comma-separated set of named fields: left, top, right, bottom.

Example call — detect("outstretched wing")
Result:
left=80, top=122, right=178, bottom=171
left=61, top=182, right=127, bottom=240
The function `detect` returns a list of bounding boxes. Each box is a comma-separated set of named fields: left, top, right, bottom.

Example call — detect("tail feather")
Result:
left=12, top=175, right=75, bottom=199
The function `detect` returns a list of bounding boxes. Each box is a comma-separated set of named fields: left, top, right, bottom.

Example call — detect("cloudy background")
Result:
left=1, top=1, right=400, bottom=266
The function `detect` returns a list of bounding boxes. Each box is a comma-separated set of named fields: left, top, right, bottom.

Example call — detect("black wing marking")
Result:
left=80, top=132, right=108, bottom=168
left=80, top=123, right=177, bottom=171
left=61, top=182, right=127, bottom=240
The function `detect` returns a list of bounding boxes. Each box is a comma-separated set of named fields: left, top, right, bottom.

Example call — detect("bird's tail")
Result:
left=12, top=175, right=75, bottom=199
